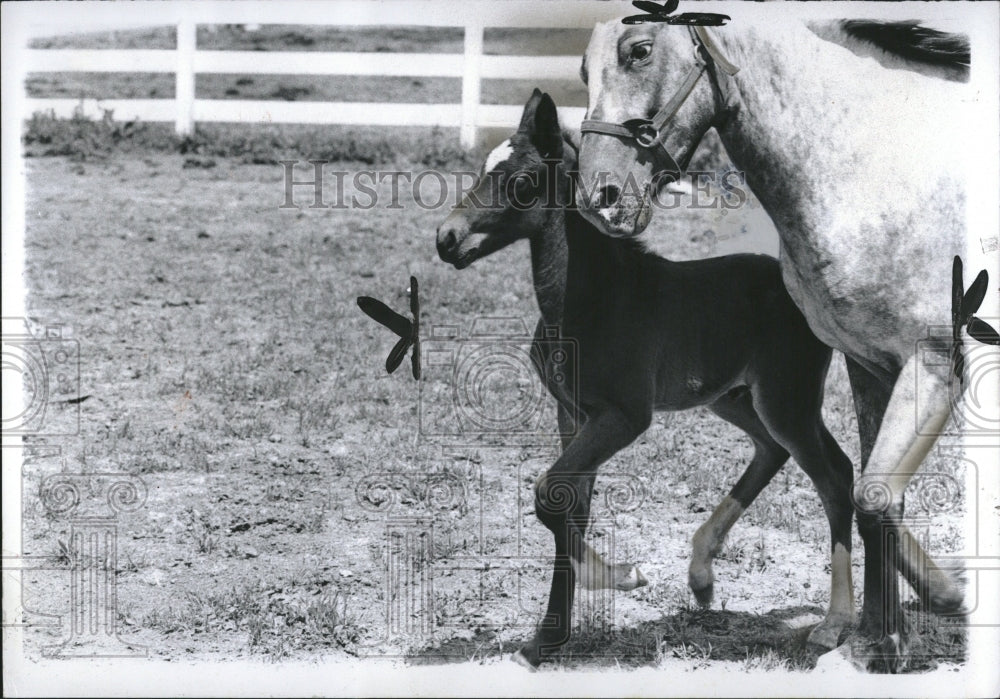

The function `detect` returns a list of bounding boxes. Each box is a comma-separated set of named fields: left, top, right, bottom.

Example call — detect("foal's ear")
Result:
left=518, top=88, right=544, bottom=131
left=530, top=92, right=563, bottom=160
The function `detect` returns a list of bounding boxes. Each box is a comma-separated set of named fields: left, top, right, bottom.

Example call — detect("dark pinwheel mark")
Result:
left=623, top=0, right=730, bottom=26
left=357, top=275, right=421, bottom=380
left=951, top=256, right=999, bottom=382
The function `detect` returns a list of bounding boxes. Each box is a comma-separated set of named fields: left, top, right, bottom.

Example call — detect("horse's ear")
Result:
left=518, top=88, right=544, bottom=131
left=531, top=92, right=563, bottom=159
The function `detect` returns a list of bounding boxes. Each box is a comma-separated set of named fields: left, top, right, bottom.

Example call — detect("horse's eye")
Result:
left=629, top=42, right=652, bottom=64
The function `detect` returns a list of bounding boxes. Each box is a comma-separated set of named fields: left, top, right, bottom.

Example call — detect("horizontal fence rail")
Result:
left=20, top=0, right=627, bottom=148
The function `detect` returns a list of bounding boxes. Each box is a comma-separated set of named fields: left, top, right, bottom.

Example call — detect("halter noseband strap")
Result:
left=580, top=26, right=740, bottom=178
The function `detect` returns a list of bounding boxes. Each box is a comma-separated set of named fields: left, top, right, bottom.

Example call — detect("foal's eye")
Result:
left=512, top=174, right=533, bottom=192
left=628, top=42, right=652, bottom=64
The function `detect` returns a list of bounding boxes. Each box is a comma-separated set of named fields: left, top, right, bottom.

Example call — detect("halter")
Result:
left=580, top=26, right=740, bottom=178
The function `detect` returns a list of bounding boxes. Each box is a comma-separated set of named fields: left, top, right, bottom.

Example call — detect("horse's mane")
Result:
left=815, top=20, right=969, bottom=82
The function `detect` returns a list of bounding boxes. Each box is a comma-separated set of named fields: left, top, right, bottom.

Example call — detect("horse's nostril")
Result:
left=597, top=184, right=621, bottom=209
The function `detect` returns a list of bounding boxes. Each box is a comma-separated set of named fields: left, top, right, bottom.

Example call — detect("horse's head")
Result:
left=437, top=89, right=570, bottom=268
left=577, top=20, right=738, bottom=238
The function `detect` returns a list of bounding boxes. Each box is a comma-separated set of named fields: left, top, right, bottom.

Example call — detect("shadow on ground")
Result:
left=407, top=603, right=966, bottom=673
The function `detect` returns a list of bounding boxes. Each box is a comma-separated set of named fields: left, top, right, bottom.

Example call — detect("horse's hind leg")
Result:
left=845, top=358, right=964, bottom=618
left=753, top=354, right=856, bottom=652
left=693, top=388, right=789, bottom=606
left=847, top=354, right=961, bottom=671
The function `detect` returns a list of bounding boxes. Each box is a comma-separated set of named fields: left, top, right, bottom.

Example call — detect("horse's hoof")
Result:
left=865, top=633, right=907, bottom=674
left=927, top=560, right=967, bottom=615
left=928, top=590, right=966, bottom=616
left=513, top=648, right=540, bottom=671
left=806, top=615, right=851, bottom=652
left=839, top=631, right=907, bottom=674
left=927, top=579, right=966, bottom=616
left=815, top=642, right=863, bottom=673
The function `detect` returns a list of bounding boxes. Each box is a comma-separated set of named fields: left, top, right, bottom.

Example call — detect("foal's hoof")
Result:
left=688, top=568, right=714, bottom=607
left=513, top=647, right=540, bottom=671
left=614, top=564, right=648, bottom=592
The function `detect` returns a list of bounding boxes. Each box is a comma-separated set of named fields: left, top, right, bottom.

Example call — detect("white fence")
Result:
left=20, top=0, right=628, bottom=148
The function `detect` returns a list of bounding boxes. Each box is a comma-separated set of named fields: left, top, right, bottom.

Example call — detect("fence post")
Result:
left=175, top=20, right=196, bottom=136
left=460, top=19, right=484, bottom=151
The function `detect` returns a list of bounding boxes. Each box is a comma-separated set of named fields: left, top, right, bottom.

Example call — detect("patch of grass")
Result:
left=142, top=578, right=360, bottom=658
left=23, top=108, right=474, bottom=168
left=23, top=107, right=172, bottom=161
left=181, top=505, right=222, bottom=554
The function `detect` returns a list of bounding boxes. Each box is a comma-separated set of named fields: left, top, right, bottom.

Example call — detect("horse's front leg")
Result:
left=848, top=353, right=957, bottom=672
left=515, top=407, right=647, bottom=669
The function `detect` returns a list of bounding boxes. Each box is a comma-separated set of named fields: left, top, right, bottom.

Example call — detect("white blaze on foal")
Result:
left=483, top=139, right=514, bottom=174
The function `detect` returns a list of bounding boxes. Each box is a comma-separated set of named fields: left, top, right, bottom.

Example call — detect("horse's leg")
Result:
left=515, top=406, right=647, bottom=669
left=849, top=354, right=957, bottom=671
left=751, top=360, right=856, bottom=652
left=846, top=357, right=962, bottom=615
left=691, top=388, right=789, bottom=606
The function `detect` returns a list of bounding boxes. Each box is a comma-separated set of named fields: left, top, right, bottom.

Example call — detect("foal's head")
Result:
left=436, top=89, right=573, bottom=269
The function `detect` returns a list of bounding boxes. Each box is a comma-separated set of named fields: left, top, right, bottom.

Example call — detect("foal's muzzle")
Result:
left=436, top=218, right=464, bottom=262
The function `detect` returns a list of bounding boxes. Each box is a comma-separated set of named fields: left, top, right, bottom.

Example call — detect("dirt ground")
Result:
left=17, top=152, right=967, bottom=672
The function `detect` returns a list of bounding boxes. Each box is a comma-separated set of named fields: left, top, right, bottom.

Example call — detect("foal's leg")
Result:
left=557, top=402, right=581, bottom=452
left=556, top=407, right=636, bottom=592
left=752, top=359, right=856, bottom=652
left=690, top=388, right=789, bottom=606
left=516, top=406, right=647, bottom=669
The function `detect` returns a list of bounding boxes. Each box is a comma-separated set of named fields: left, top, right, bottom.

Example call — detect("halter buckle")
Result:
left=627, top=120, right=660, bottom=149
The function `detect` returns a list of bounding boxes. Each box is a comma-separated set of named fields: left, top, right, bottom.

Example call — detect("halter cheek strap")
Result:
left=580, top=26, right=740, bottom=178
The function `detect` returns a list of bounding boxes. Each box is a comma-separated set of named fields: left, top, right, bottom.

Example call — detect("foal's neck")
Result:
left=529, top=205, right=568, bottom=326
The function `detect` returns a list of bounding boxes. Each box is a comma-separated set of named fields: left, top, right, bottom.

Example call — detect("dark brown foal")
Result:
left=436, top=90, right=855, bottom=668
